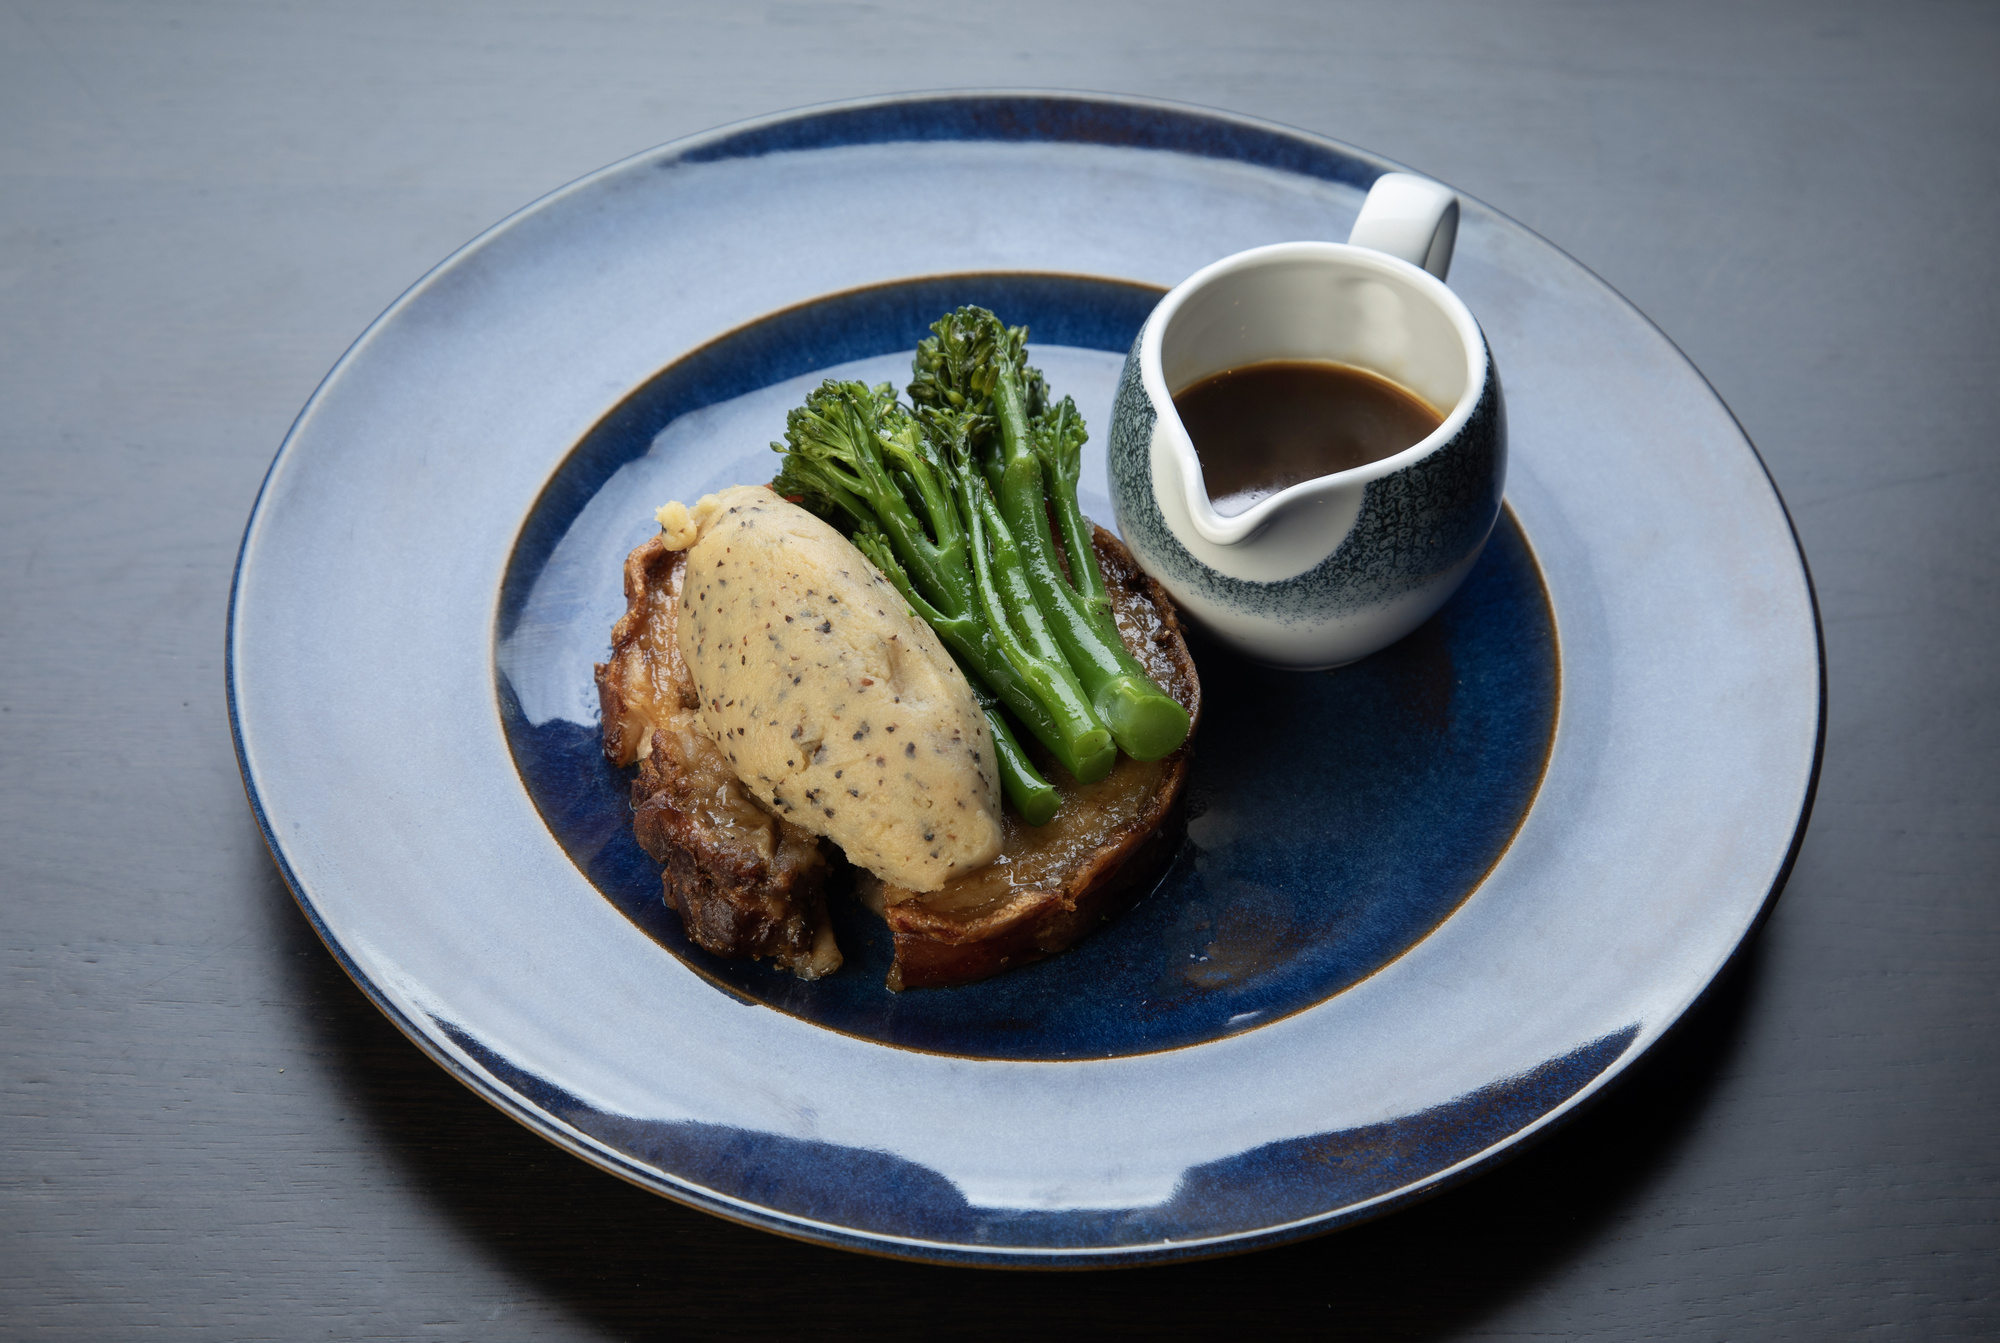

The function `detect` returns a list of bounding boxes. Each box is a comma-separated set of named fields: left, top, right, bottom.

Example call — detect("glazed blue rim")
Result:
left=225, top=90, right=1827, bottom=1267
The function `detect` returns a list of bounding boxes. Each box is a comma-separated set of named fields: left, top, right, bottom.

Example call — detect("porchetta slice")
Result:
left=596, top=521, right=1201, bottom=989
left=594, top=533, right=841, bottom=979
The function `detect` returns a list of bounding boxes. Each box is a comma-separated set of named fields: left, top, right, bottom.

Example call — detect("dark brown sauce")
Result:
left=1173, top=360, right=1444, bottom=516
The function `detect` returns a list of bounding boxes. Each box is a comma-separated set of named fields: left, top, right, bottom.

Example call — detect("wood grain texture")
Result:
left=2, top=0, right=1995, bottom=1336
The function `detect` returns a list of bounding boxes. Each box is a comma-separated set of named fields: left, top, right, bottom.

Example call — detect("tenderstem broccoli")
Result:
left=774, top=381, right=1115, bottom=787
left=770, top=306, right=1192, bottom=824
left=854, top=526, right=1060, bottom=825
left=910, top=309, right=1192, bottom=762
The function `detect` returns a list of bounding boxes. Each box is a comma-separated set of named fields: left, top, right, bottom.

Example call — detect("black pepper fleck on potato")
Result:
left=659, top=485, right=1002, bottom=891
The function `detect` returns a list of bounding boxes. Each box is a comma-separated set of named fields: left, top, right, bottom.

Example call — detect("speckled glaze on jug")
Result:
left=1110, top=234, right=1507, bottom=670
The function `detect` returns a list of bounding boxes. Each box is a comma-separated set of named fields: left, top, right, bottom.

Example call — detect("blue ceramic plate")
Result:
left=228, top=93, right=1822, bottom=1266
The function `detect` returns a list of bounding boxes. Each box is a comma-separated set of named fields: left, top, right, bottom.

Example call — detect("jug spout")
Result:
left=1148, top=414, right=1367, bottom=585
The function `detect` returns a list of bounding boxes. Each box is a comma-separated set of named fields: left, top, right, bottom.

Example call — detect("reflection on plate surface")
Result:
left=437, top=1014, right=1633, bottom=1249
left=496, top=274, right=1558, bottom=1059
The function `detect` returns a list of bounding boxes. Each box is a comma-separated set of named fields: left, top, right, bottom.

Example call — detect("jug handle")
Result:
left=1348, top=173, right=1459, bottom=281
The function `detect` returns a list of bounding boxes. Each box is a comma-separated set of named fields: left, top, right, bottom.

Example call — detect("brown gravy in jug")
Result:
left=1173, top=360, right=1444, bottom=516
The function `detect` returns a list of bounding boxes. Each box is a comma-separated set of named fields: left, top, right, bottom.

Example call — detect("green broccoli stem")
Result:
left=850, top=528, right=1092, bottom=807
left=989, top=365, right=1192, bottom=762
left=1033, top=397, right=1116, bottom=637
left=963, top=680, right=1059, bottom=826
left=960, top=475, right=1116, bottom=783
left=875, top=414, right=971, bottom=612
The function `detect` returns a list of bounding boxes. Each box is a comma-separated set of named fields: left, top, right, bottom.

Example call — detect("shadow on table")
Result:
left=259, top=834, right=1769, bottom=1340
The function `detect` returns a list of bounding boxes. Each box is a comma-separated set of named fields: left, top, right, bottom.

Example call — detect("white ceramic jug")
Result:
left=1108, top=174, right=1505, bottom=670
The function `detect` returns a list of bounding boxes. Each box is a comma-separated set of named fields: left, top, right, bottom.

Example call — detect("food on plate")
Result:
left=595, top=307, right=1202, bottom=988
left=596, top=529, right=841, bottom=979
left=662, top=484, right=1002, bottom=891
left=773, top=307, right=1191, bottom=801
left=858, top=523, right=1199, bottom=989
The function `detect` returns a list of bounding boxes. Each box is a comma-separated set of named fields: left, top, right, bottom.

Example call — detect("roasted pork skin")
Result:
left=596, top=535, right=838, bottom=979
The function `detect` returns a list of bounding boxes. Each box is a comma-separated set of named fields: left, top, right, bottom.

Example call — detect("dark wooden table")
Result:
left=5, top=2, right=1994, bottom=1336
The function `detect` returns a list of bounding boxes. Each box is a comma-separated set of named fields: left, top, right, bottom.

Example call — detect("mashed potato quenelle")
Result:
left=658, top=485, right=1003, bottom=891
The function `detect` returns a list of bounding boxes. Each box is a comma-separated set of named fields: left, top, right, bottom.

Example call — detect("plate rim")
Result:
left=226, top=87, right=1826, bottom=1268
